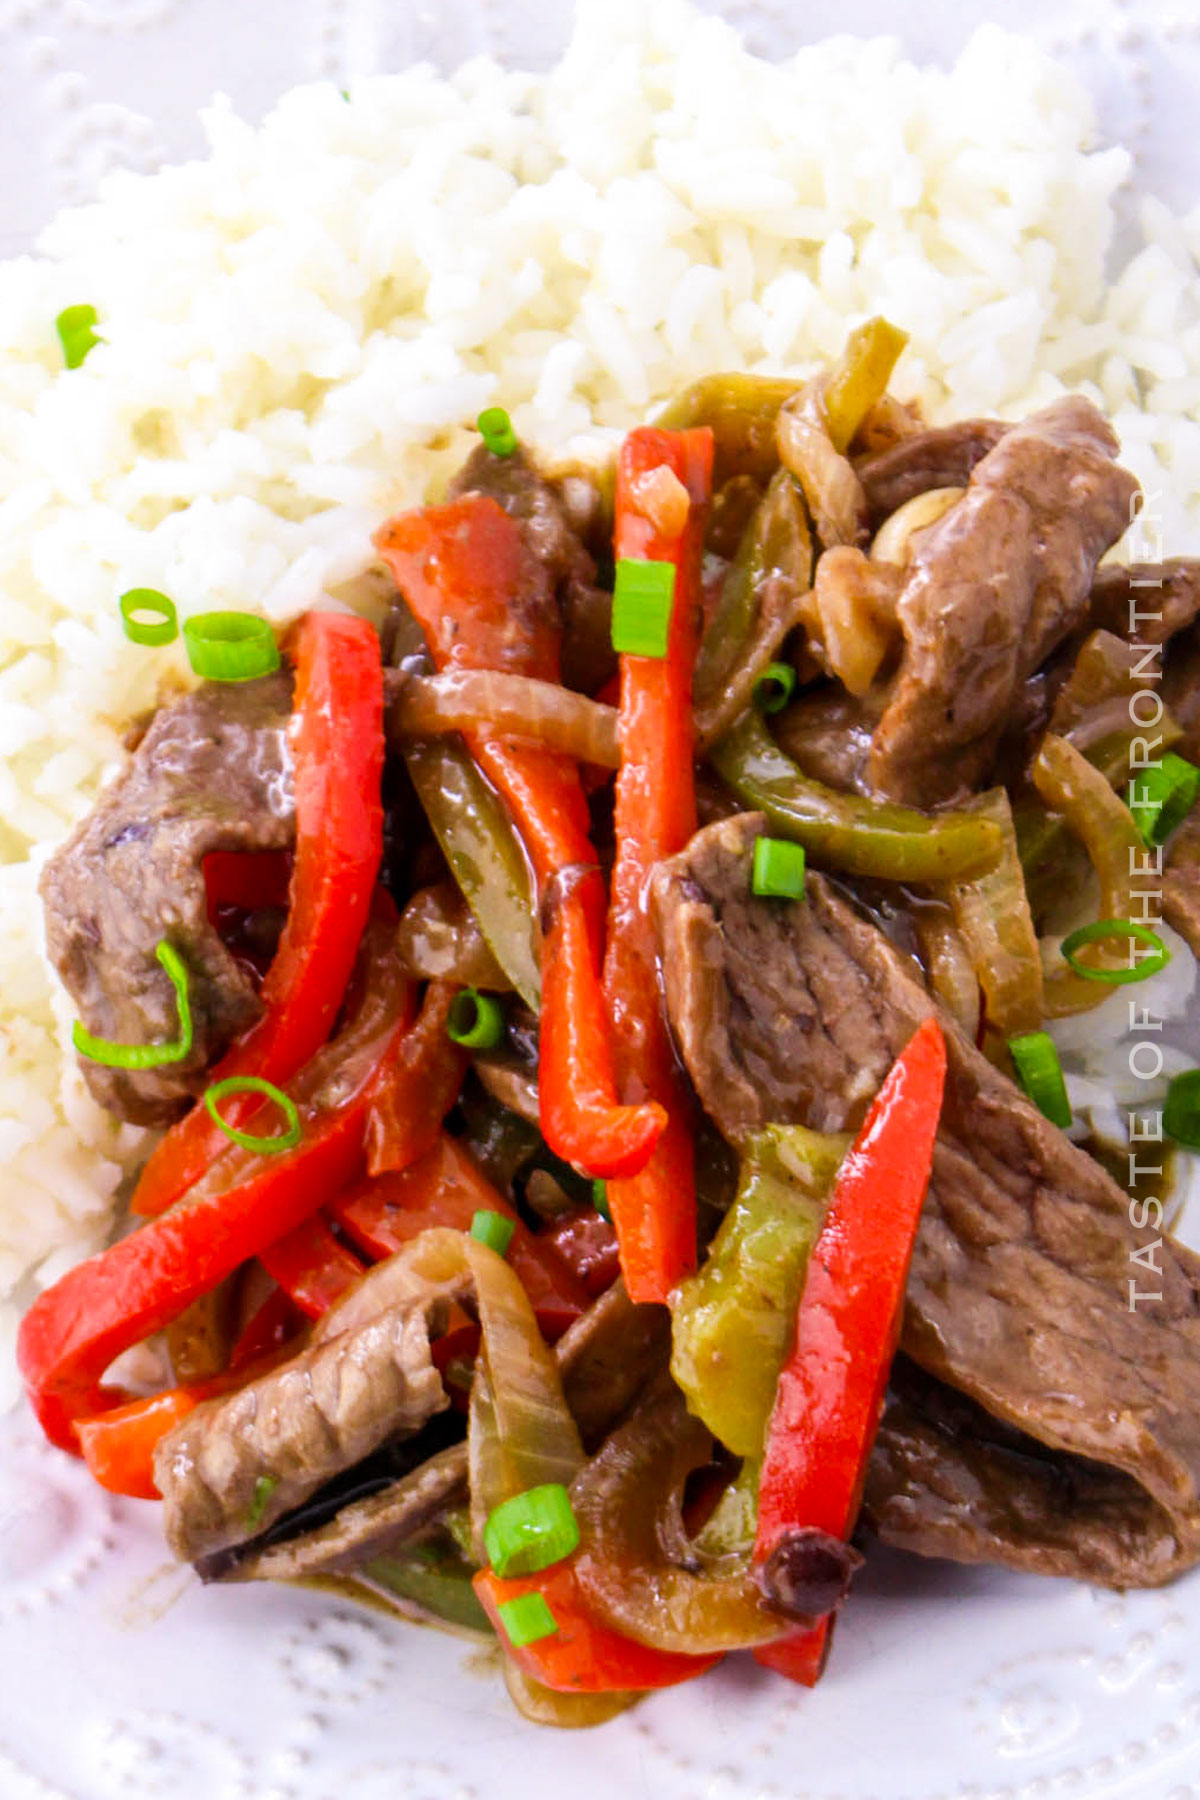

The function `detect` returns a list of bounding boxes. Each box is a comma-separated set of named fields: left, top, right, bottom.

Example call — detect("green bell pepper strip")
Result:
left=654, top=373, right=802, bottom=487
left=710, top=710, right=1004, bottom=884
left=670, top=1125, right=850, bottom=1459
left=404, top=736, right=542, bottom=1012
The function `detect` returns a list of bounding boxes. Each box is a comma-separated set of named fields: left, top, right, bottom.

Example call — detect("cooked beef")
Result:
left=867, top=398, right=1140, bottom=805
left=40, top=674, right=294, bottom=1125
left=771, top=686, right=881, bottom=795
left=1164, top=808, right=1200, bottom=962
left=855, top=419, right=1009, bottom=523
left=652, top=813, right=1200, bottom=1585
left=1088, top=559, right=1200, bottom=647
left=156, top=1249, right=470, bottom=1563
left=1165, top=623, right=1200, bottom=761
left=448, top=444, right=614, bottom=693
left=209, top=1280, right=669, bottom=1584
left=867, top=1359, right=1191, bottom=1587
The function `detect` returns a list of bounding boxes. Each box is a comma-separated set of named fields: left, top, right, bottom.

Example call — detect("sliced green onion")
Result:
left=183, top=612, right=281, bottom=682
left=56, top=304, right=101, bottom=370
left=1008, top=1031, right=1072, bottom=1130
left=484, top=1483, right=581, bottom=1578
left=72, top=940, right=193, bottom=1069
left=477, top=406, right=518, bottom=457
left=203, top=1076, right=302, bottom=1154
left=1059, top=919, right=1170, bottom=985
left=119, top=588, right=178, bottom=647
left=497, top=1591, right=559, bottom=1647
left=246, top=1474, right=278, bottom=1532
left=751, top=835, right=806, bottom=901
left=1164, top=1071, right=1200, bottom=1149
left=1127, top=753, right=1200, bottom=847
left=611, top=558, right=676, bottom=659
left=591, top=1177, right=611, bottom=1223
left=470, top=1209, right=516, bottom=1257
left=753, top=661, right=797, bottom=715
left=447, top=988, right=505, bottom=1050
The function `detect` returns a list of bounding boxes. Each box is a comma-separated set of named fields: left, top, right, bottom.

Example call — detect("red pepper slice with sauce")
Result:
left=130, top=610, right=385, bottom=1219
left=753, top=1017, right=947, bottom=1684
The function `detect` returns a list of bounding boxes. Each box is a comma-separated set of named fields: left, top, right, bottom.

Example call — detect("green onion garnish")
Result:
left=119, top=588, right=178, bottom=648
left=203, top=1076, right=302, bottom=1154
left=1059, top=919, right=1170, bottom=984
left=496, top=1591, right=559, bottom=1647
left=246, top=1474, right=278, bottom=1532
left=591, top=1177, right=611, bottom=1223
left=477, top=406, right=518, bottom=457
left=751, top=835, right=806, bottom=901
left=1164, top=1071, right=1200, bottom=1149
left=470, top=1209, right=516, bottom=1257
left=56, top=304, right=101, bottom=370
left=1008, top=1030, right=1072, bottom=1130
left=72, top=940, right=193, bottom=1069
left=611, top=558, right=676, bottom=659
left=484, top=1484, right=580, bottom=1579
left=447, top=988, right=505, bottom=1050
left=753, top=661, right=797, bottom=715
left=1127, top=753, right=1200, bottom=847
left=183, top=612, right=281, bottom=682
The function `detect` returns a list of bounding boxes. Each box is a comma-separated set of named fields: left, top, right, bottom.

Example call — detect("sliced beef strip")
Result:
left=1088, top=559, right=1200, bottom=647
left=652, top=812, right=1200, bottom=1585
left=155, top=1249, right=470, bottom=1563
left=40, top=673, right=295, bottom=1126
left=213, top=1281, right=670, bottom=1584
left=448, top=444, right=614, bottom=694
left=1164, top=622, right=1200, bottom=761
left=855, top=418, right=1009, bottom=525
left=1164, top=808, right=1200, bottom=962
left=867, top=398, right=1141, bottom=806
left=866, top=1358, right=1191, bottom=1588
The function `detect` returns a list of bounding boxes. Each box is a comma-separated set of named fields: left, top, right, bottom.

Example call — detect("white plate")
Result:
left=3, top=3, right=1200, bottom=1797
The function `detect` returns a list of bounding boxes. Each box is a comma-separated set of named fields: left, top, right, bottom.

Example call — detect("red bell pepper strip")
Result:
left=752, top=1017, right=946, bottom=1685
left=76, top=1389, right=200, bottom=1501
left=375, top=498, right=663, bottom=1181
left=18, top=915, right=412, bottom=1454
left=131, top=611, right=385, bottom=1218
left=602, top=426, right=713, bottom=1302
left=474, top=1559, right=721, bottom=1695
left=203, top=850, right=294, bottom=916
left=364, top=978, right=467, bottom=1176
left=229, top=1285, right=304, bottom=1369
left=330, top=1132, right=589, bottom=1343
left=259, top=1211, right=367, bottom=1320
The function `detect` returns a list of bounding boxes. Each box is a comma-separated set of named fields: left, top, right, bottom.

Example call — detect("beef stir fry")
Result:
left=19, top=321, right=1200, bottom=1726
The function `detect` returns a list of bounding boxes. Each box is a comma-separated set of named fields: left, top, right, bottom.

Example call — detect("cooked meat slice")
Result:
left=155, top=1250, right=469, bottom=1563
left=40, top=674, right=294, bottom=1125
left=867, top=1359, right=1192, bottom=1588
left=1088, top=559, right=1200, bottom=647
left=652, top=813, right=1200, bottom=1584
left=855, top=419, right=1009, bottom=522
left=867, top=398, right=1140, bottom=805
left=1165, top=622, right=1200, bottom=761
left=771, top=686, right=881, bottom=795
left=555, top=1280, right=672, bottom=1453
left=1164, top=808, right=1200, bottom=961
left=448, top=444, right=614, bottom=694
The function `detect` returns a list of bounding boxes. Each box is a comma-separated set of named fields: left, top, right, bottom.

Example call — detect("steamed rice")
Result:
left=3, top=0, right=1200, bottom=1394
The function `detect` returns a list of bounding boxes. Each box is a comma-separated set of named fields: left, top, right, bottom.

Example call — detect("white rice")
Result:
left=3, top=0, right=1200, bottom=1396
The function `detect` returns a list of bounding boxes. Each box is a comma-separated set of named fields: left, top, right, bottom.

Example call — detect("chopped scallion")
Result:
left=751, top=835, right=806, bottom=901
left=204, top=1076, right=302, bottom=1155
left=56, top=304, right=101, bottom=370
left=246, top=1474, right=278, bottom=1532
left=611, top=558, right=676, bottom=659
left=72, top=940, right=193, bottom=1069
left=753, top=661, right=797, bottom=715
left=447, top=988, right=505, bottom=1050
left=1008, top=1031, right=1072, bottom=1130
left=1059, top=919, right=1170, bottom=985
left=1127, top=753, right=1200, bottom=847
left=484, top=1483, right=580, bottom=1578
left=119, top=588, right=178, bottom=648
left=477, top=406, right=518, bottom=457
left=1164, top=1070, right=1200, bottom=1150
left=496, top=1591, right=559, bottom=1648
left=183, top=612, right=281, bottom=682
left=470, top=1209, right=516, bottom=1257
left=591, top=1177, right=611, bottom=1223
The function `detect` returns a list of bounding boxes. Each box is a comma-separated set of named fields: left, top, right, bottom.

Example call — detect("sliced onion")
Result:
left=911, top=902, right=981, bottom=1041
left=870, top=486, right=962, bottom=566
left=942, top=789, right=1044, bottom=1038
left=387, top=669, right=618, bottom=768
left=776, top=381, right=868, bottom=551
